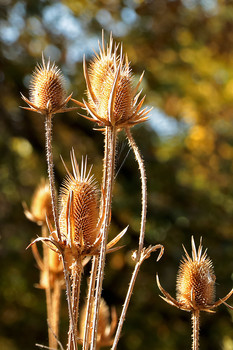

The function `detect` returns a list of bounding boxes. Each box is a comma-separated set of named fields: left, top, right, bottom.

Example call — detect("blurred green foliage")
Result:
left=1, top=0, right=233, bottom=349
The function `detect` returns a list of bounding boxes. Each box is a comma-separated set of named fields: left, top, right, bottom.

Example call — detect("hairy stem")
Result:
left=83, top=256, right=99, bottom=350
left=111, top=128, right=148, bottom=349
left=126, top=128, right=147, bottom=259
left=51, top=278, right=62, bottom=349
left=67, top=261, right=82, bottom=350
left=90, top=126, right=117, bottom=350
left=45, top=114, right=60, bottom=240
left=192, top=310, right=200, bottom=350
left=61, top=256, right=78, bottom=350
left=41, top=225, right=53, bottom=348
left=111, top=259, right=141, bottom=350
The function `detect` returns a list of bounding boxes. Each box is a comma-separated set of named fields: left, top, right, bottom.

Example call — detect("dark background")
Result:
left=1, top=0, right=233, bottom=349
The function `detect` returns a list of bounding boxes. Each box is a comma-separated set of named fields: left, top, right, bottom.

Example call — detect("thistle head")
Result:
left=21, top=55, right=75, bottom=115
left=72, top=33, right=150, bottom=128
left=58, top=150, right=100, bottom=254
left=176, top=237, right=216, bottom=311
left=24, top=179, right=53, bottom=225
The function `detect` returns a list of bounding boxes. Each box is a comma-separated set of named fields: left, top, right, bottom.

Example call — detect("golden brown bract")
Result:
left=72, top=33, right=150, bottom=129
left=176, top=241, right=215, bottom=311
left=21, top=55, right=77, bottom=115
left=157, top=236, right=233, bottom=313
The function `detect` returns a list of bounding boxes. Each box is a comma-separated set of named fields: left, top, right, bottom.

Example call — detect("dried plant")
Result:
left=24, top=180, right=63, bottom=349
left=29, top=32, right=233, bottom=350
left=157, top=236, right=233, bottom=350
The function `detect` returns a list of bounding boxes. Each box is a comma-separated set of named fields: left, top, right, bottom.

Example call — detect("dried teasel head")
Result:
left=23, top=179, right=53, bottom=225
left=176, top=237, right=215, bottom=311
left=72, top=32, right=150, bottom=129
left=79, top=298, right=117, bottom=347
left=59, top=150, right=100, bottom=255
left=21, top=55, right=76, bottom=115
left=157, top=236, right=233, bottom=313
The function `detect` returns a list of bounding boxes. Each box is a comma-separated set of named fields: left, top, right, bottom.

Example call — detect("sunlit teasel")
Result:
left=157, top=236, right=233, bottom=312
left=29, top=150, right=127, bottom=267
left=59, top=151, right=100, bottom=253
left=72, top=34, right=150, bottom=128
left=23, top=179, right=53, bottom=225
left=21, top=55, right=75, bottom=115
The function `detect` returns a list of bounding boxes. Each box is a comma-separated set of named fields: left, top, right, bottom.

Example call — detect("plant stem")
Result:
left=61, top=256, right=78, bottom=350
left=45, top=113, right=61, bottom=240
left=126, top=128, right=147, bottom=260
left=192, top=310, right=200, bottom=350
left=90, top=126, right=117, bottom=350
left=67, top=261, right=82, bottom=350
left=83, top=256, right=98, bottom=350
left=51, top=278, right=62, bottom=350
left=111, top=258, right=142, bottom=350
left=111, top=128, right=148, bottom=349
left=41, top=225, right=53, bottom=348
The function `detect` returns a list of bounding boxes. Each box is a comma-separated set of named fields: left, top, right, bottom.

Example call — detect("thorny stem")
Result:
left=45, top=114, right=61, bottom=240
left=41, top=225, right=53, bottom=348
left=111, top=128, right=148, bottom=350
left=111, top=258, right=142, bottom=350
left=61, top=256, right=78, bottom=350
left=90, top=126, right=117, bottom=350
left=192, top=310, right=200, bottom=350
left=68, top=261, right=82, bottom=350
left=83, top=256, right=98, bottom=350
left=51, top=278, right=62, bottom=350
left=126, top=128, right=147, bottom=260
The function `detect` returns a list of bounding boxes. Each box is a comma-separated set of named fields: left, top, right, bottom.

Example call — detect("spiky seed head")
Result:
left=24, top=179, right=53, bottom=225
left=176, top=237, right=216, bottom=311
left=29, top=56, right=66, bottom=114
left=59, top=154, right=99, bottom=250
left=80, top=34, right=150, bottom=128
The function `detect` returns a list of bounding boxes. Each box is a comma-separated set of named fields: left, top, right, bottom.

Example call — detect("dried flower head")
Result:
left=21, top=55, right=76, bottom=115
left=72, top=33, right=150, bottom=128
left=59, top=151, right=100, bottom=251
left=157, top=236, right=233, bottom=312
left=79, top=298, right=117, bottom=348
left=23, top=179, right=53, bottom=225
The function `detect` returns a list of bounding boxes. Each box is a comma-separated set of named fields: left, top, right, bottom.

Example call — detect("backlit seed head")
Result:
left=24, top=179, right=53, bottom=225
left=73, top=33, right=150, bottom=128
left=59, top=151, right=99, bottom=250
left=176, top=237, right=216, bottom=311
left=29, top=56, right=66, bottom=114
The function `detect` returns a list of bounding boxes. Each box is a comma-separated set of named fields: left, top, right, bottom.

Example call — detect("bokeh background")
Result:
left=1, top=0, right=233, bottom=349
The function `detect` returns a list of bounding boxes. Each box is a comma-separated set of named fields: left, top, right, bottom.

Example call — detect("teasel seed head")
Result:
left=157, top=236, right=233, bottom=313
left=21, top=55, right=76, bottom=115
left=59, top=150, right=100, bottom=252
left=72, top=32, right=150, bottom=128
left=176, top=237, right=216, bottom=311
left=79, top=298, right=117, bottom=347
left=23, top=179, right=53, bottom=225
